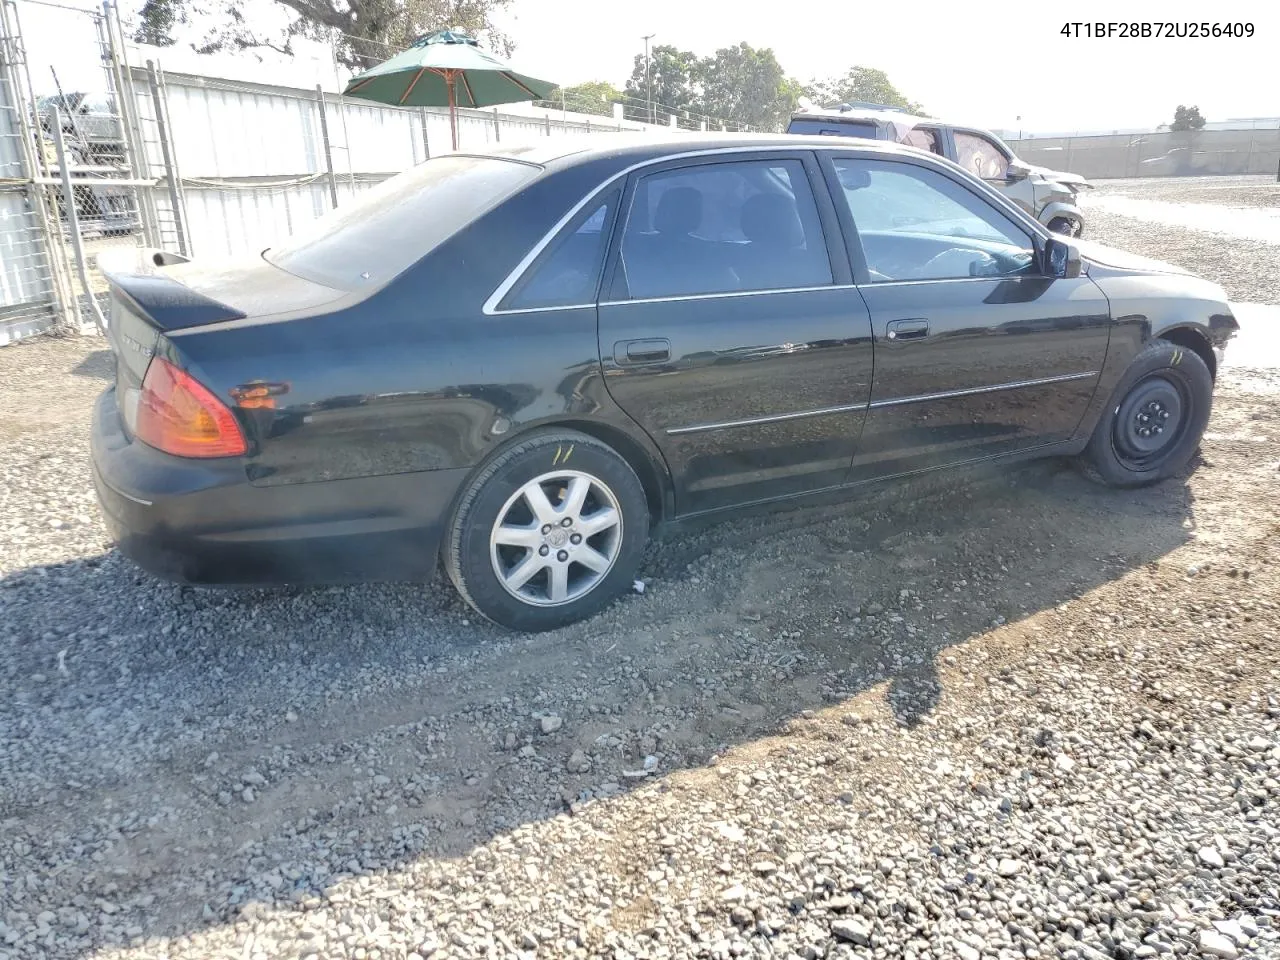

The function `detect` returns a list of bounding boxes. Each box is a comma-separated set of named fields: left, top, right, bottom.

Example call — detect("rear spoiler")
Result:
left=99, top=248, right=246, bottom=332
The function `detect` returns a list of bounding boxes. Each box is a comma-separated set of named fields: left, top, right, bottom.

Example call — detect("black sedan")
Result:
left=91, top=134, right=1237, bottom=631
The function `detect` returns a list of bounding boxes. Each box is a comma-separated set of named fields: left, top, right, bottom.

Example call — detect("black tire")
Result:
left=1080, top=337, right=1213, bottom=488
left=443, top=429, right=649, bottom=631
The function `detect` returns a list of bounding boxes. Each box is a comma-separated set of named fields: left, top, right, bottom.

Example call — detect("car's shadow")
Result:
left=0, top=459, right=1198, bottom=955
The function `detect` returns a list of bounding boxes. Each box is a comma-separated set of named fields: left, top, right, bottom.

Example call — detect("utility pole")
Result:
left=642, top=33, right=655, bottom=125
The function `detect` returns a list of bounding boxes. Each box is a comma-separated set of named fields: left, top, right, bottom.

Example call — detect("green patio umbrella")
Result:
left=342, top=30, right=556, bottom=151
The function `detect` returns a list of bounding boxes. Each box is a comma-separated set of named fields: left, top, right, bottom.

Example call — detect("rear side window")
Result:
left=265, top=155, right=540, bottom=290
left=787, top=118, right=878, bottom=138
left=900, top=126, right=943, bottom=155
left=619, top=159, right=833, bottom=299
left=502, top=195, right=618, bottom=310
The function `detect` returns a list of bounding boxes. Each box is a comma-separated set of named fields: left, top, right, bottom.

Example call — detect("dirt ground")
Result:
left=1, top=176, right=1279, bottom=960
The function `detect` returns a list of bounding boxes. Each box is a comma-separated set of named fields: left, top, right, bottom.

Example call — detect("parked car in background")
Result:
left=788, top=104, right=1091, bottom=236
left=34, top=92, right=139, bottom=237
left=36, top=92, right=126, bottom=162
left=92, top=134, right=1235, bottom=631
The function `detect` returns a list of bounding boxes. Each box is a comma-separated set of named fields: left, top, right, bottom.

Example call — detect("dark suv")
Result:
left=788, top=104, right=1090, bottom=236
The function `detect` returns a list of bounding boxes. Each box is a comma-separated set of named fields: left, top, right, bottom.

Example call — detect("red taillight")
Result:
left=134, top=357, right=247, bottom=458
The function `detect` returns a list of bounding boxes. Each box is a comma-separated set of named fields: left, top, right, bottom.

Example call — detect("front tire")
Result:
left=443, top=429, right=649, bottom=631
left=1081, top=338, right=1213, bottom=488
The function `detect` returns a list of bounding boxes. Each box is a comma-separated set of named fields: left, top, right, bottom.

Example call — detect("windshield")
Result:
left=265, top=155, right=541, bottom=290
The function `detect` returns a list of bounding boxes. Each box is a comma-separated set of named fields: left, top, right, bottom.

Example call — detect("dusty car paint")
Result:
left=89, top=134, right=1233, bottom=587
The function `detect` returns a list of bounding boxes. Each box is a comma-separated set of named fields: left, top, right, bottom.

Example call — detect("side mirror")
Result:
left=1006, top=159, right=1032, bottom=180
left=1045, top=237, right=1082, bottom=279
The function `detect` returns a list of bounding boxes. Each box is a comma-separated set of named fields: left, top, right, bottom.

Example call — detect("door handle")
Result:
left=614, top=338, right=671, bottom=365
left=886, top=318, right=929, bottom=341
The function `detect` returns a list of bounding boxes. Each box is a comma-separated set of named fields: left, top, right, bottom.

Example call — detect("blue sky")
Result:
left=16, top=0, right=1277, bottom=134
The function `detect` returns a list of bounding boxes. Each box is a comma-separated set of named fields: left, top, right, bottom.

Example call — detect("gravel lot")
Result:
left=2, top=177, right=1280, bottom=960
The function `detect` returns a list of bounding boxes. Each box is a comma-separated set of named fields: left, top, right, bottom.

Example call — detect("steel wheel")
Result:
left=489, top=470, right=623, bottom=607
left=1111, top=374, right=1187, bottom=470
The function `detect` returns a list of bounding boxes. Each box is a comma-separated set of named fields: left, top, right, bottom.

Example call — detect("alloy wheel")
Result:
left=489, top=470, right=623, bottom=607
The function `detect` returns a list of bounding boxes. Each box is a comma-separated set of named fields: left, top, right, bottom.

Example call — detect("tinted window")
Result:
left=954, top=132, right=1010, bottom=180
left=832, top=158, right=1035, bottom=282
left=620, top=159, right=832, bottom=299
left=787, top=118, right=878, bottom=138
left=503, top=197, right=615, bottom=310
left=265, top=155, right=540, bottom=290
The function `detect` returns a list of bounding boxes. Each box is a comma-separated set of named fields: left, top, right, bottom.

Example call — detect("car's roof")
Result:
left=463, top=131, right=935, bottom=170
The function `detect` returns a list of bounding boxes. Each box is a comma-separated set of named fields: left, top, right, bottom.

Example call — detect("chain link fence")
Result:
left=0, top=4, right=739, bottom=345
left=1007, top=129, right=1280, bottom=180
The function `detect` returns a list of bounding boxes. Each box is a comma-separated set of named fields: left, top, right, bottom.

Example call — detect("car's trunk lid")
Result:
left=98, top=249, right=345, bottom=432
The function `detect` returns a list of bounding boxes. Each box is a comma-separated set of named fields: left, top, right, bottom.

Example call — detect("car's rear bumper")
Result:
left=91, top=388, right=469, bottom=585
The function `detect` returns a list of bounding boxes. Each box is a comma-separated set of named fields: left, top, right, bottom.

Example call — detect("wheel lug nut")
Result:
left=539, top=545, right=549, bottom=556
left=557, top=550, right=569, bottom=562
left=541, top=524, right=552, bottom=534
left=570, top=534, right=582, bottom=545
left=560, top=517, right=573, bottom=527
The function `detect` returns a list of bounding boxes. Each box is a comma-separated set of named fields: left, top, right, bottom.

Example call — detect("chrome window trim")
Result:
left=482, top=142, right=1055, bottom=316
left=665, top=370, right=1098, bottom=436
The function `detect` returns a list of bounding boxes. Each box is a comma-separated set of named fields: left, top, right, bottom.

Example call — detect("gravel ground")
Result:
left=3, top=178, right=1280, bottom=960
left=1080, top=177, right=1280, bottom=304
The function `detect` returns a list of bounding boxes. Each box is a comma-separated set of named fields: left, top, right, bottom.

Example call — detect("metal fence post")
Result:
left=51, top=108, right=107, bottom=335
left=0, top=0, right=79, bottom=333
left=145, top=60, right=188, bottom=255
left=315, top=85, right=339, bottom=206
left=105, top=0, right=161, bottom=249
left=492, top=107, right=500, bottom=142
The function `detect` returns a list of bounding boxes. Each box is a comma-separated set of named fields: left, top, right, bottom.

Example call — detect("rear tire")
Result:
left=1080, top=338, right=1213, bottom=488
left=443, top=429, right=649, bottom=631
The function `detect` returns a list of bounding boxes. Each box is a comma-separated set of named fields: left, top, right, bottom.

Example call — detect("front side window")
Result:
left=619, top=159, right=833, bottom=299
left=502, top=196, right=616, bottom=310
left=954, top=132, right=1010, bottom=180
left=831, top=158, right=1036, bottom=282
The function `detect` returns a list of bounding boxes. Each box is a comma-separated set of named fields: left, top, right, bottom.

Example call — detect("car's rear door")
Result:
left=595, top=151, right=875, bottom=515
left=819, top=151, right=1112, bottom=480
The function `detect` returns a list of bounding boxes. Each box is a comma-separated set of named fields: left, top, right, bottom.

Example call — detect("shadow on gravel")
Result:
left=0, top=458, right=1200, bottom=955
left=70, top=350, right=114, bottom=381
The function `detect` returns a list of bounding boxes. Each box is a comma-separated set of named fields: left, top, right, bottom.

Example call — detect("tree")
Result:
left=805, top=66, right=922, bottom=114
left=1170, top=105, right=1206, bottom=132
left=698, top=43, right=801, bottom=132
left=545, top=81, right=623, bottom=118
left=623, top=44, right=701, bottom=122
left=133, top=0, right=514, bottom=69
left=133, top=0, right=183, bottom=46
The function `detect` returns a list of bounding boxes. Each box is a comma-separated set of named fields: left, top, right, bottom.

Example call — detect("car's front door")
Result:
left=596, top=152, right=875, bottom=515
left=820, top=153, right=1112, bottom=481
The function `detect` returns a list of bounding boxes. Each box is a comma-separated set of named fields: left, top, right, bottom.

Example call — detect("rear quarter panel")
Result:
left=167, top=158, right=654, bottom=489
